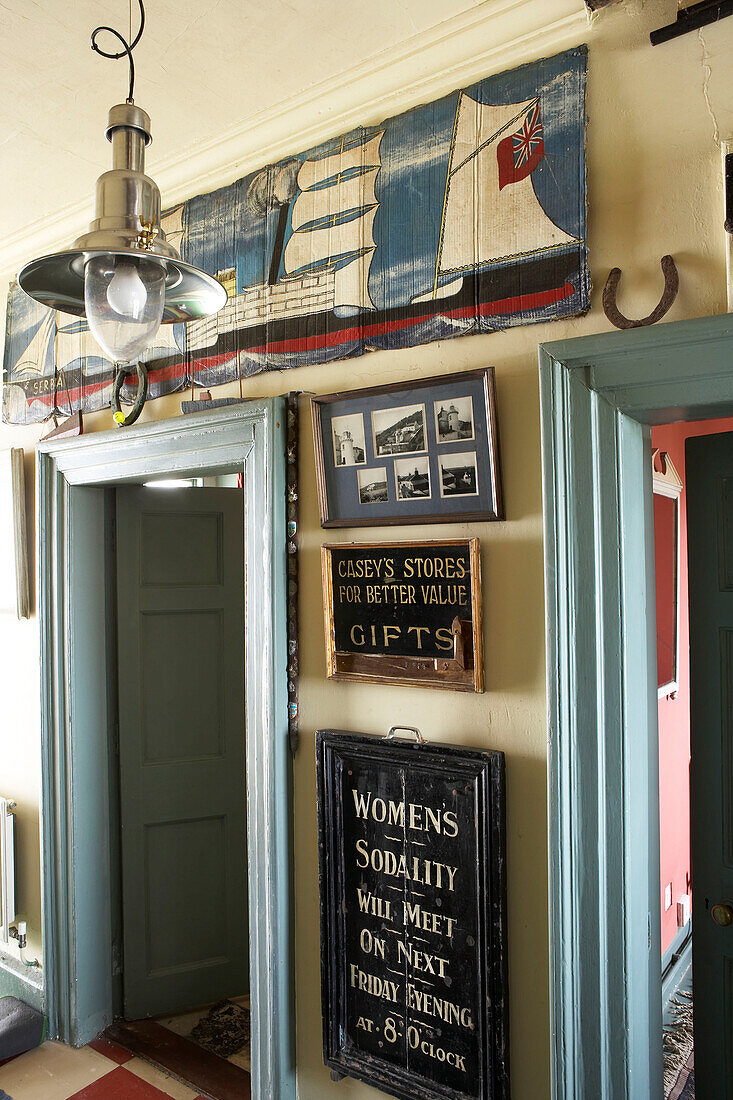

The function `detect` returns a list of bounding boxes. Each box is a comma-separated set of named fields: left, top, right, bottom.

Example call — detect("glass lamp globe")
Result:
left=84, top=254, right=167, bottom=364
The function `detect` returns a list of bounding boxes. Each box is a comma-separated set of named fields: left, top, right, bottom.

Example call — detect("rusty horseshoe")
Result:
left=602, top=255, right=679, bottom=329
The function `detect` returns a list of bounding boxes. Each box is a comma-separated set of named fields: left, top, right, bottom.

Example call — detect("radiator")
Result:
left=0, top=797, right=16, bottom=945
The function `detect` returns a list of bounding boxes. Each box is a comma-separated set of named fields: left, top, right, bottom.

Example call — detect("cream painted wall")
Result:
left=0, top=428, right=42, bottom=969
left=1, top=1, right=732, bottom=1096
left=0, top=421, right=43, bottom=970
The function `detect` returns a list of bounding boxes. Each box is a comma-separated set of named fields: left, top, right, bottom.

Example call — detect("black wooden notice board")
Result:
left=316, top=729, right=509, bottom=1100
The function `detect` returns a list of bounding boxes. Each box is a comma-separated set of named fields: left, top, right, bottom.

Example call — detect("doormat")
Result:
left=667, top=1050, right=694, bottom=1100
left=190, top=1001, right=250, bottom=1059
left=664, top=991, right=694, bottom=1098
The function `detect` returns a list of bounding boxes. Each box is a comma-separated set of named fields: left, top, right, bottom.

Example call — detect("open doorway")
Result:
left=36, top=402, right=295, bottom=1099
left=103, top=475, right=251, bottom=1096
left=652, top=417, right=733, bottom=1099
left=651, top=437, right=693, bottom=1096
left=540, top=314, right=733, bottom=1100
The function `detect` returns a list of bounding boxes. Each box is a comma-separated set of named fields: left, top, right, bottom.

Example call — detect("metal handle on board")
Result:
left=384, top=726, right=426, bottom=744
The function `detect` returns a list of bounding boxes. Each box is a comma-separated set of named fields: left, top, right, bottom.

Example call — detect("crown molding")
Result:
left=1, top=0, right=588, bottom=279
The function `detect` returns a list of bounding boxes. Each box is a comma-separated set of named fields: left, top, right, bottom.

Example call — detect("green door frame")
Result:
left=36, top=400, right=295, bottom=1098
left=540, top=313, right=733, bottom=1099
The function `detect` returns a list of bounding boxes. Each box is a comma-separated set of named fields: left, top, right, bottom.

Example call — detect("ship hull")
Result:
left=8, top=247, right=585, bottom=414
left=181, top=246, right=584, bottom=368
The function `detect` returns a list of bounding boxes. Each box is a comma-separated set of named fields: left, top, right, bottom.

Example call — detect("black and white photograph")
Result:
left=394, top=456, right=431, bottom=499
left=434, top=396, right=474, bottom=443
left=439, top=451, right=479, bottom=497
left=372, top=404, right=426, bottom=457
left=357, top=467, right=389, bottom=504
left=331, top=413, right=366, bottom=466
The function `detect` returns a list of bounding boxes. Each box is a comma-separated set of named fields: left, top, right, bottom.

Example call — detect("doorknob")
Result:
left=711, top=902, right=733, bottom=926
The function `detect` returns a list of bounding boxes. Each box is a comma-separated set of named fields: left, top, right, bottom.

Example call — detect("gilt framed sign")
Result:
left=316, top=728, right=509, bottom=1100
left=321, top=539, right=483, bottom=691
left=311, top=369, right=502, bottom=527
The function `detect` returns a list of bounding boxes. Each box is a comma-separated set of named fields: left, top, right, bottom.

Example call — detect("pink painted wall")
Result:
left=652, top=418, right=733, bottom=955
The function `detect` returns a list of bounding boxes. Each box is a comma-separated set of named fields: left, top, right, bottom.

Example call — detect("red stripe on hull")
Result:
left=25, top=281, right=574, bottom=410
left=246, top=281, right=575, bottom=354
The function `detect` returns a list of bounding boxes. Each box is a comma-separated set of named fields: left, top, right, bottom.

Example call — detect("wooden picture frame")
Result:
left=316, top=728, right=509, bottom=1100
left=652, top=449, right=682, bottom=698
left=312, top=368, right=502, bottom=527
left=0, top=448, right=29, bottom=620
left=322, top=538, right=483, bottom=691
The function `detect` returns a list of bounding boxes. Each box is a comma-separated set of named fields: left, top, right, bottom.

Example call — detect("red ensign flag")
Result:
left=497, top=102, right=545, bottom=190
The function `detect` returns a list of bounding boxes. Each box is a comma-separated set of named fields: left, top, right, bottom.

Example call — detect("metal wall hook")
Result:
left=384, top=726, right=426, bottom=744
left=651, top=1, right=733, bottom=47
left=602, top=255, right=679, bottom=330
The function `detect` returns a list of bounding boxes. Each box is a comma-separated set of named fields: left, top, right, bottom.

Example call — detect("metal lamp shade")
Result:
left=18, top=102, right=227, bottom=324
left=18, top=248, right=227, bottom=323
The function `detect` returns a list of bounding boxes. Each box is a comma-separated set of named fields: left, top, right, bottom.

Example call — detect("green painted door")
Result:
left=116, top=486, right=248, bottom=1020
left=687, top=431, right=733, bottom=1096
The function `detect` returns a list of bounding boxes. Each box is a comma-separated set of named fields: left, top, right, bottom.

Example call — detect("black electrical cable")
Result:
left=90, top=0, right=145, bottom=104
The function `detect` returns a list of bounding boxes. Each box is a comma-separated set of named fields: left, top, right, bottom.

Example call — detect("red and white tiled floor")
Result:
left=0, top=1037, right=208, bottom=1100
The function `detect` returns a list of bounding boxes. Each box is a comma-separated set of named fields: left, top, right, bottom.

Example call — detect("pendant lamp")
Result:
left=17, top=1, right=226, bottom=425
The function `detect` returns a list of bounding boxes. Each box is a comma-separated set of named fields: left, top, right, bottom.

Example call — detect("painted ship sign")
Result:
left=316, top=729, right=509, bottom=1100
left=4, top=47, right=587, bottom=425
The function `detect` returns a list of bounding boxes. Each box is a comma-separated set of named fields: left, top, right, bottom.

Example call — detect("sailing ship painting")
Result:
left=3, top=46, right=588, bottom=425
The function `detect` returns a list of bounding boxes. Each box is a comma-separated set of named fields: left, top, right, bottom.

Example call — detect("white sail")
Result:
left=334, top=248, right=375, bottom=314
left=449, top=97, right=535, bottom=178
left=290, top=168, right=379, bottom=233
left=284, top=206, right=377, bottom=276
left=411, top=277, right=465, bottom=304
left=438, top=94, right=578, bottom=275
left=282, top=131, right=382, bottom=312
left=55, top=319, right=99, bottom=369
left=296, top=132, right=383, bottom=192
left=13, top=311, right=55, bottom=378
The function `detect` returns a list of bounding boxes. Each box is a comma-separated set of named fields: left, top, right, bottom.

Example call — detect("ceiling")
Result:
left=1, top=0, right=492, bottom=274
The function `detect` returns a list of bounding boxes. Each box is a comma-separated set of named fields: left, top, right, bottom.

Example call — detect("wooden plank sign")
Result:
left=3, top=48, right=588, bottom=425
left=321, top=539, right=483, bottom=691
left=317, top=729, right=509, bottom=1100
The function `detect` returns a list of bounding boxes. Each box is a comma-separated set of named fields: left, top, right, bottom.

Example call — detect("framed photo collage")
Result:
left=311, top=368, right=502, bottom=527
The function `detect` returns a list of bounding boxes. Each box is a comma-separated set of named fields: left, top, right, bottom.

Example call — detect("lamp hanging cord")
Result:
left=90, top=0, right=145, bottom=104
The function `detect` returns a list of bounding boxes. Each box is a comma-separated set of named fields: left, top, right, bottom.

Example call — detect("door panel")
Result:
left=139, top=608, right=226, bottom=761
left=687, top=432, right=733, bottom=1097
left=116, top=486, right=248, bottom=1020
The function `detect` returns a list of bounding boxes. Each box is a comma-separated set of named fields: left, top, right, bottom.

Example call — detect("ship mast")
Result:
left=432, top=95, right=463, bottom=299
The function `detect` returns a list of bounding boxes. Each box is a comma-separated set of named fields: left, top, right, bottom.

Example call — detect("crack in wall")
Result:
left=698, top=27, right=721, bottom=145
